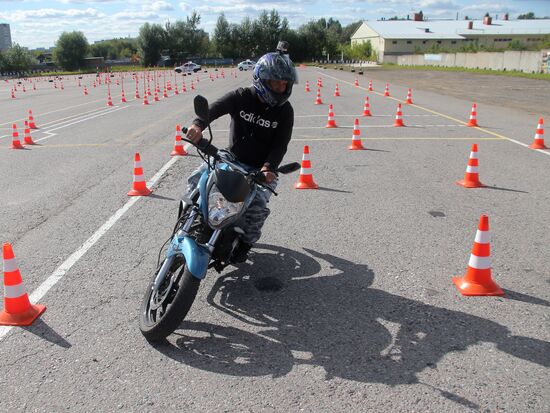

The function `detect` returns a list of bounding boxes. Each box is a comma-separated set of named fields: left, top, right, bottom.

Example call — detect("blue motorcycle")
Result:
left=139, top=95, right=300, bottom=341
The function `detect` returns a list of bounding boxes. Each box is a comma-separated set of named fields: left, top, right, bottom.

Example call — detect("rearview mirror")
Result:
left=277, top=162, right=301, bottom=174
left=194, top=95, right=209, bottom=122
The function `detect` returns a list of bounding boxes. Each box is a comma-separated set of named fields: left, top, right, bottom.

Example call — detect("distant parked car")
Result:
left=175, top=62, right=202, bottom=73
left=237, top=60, right=256, bottom=71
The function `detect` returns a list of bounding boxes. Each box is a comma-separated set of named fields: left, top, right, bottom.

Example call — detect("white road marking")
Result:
left=0, top=155, right=180, bottom=341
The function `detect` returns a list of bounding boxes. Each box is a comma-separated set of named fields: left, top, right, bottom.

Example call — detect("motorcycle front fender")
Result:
left=177, top=236, right=211, bottom=280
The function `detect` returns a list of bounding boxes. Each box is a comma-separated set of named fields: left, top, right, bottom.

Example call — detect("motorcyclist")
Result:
left=185, top=41, right=297, bottom=263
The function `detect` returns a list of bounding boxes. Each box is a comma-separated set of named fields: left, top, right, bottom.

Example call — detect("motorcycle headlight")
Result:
left=208, top=185, right=245, bottom=227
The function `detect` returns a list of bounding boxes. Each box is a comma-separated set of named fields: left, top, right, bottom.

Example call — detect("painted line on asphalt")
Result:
left=0, top=155, right=181, bottom=342
left=292, top=136, right=503, bottom=141
left=317, top=70, right=550, bottom=157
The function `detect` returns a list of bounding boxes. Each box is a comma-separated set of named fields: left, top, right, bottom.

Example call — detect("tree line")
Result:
left=1, top=10, right=368, bottom=72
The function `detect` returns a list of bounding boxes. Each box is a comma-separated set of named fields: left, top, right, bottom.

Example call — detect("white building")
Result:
left=351, top=14, right=550, bottom=62
left=0, top=23, right=12, bottom=51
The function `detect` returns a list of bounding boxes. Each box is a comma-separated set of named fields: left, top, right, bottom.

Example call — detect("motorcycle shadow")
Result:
left=154, top=244, right=550, bottom=388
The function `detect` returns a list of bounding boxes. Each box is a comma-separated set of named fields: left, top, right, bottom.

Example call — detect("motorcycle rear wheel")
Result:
left=139, top=256, right=200, bottom=342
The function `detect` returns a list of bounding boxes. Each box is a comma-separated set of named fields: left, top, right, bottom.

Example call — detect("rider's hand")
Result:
left=261, top=165, right=277, bottom=184
left=186, top=124, right=203, bottom=144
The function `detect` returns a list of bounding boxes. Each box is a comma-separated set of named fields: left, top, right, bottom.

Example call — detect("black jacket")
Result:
left=193, top=86, right=294, bottom=168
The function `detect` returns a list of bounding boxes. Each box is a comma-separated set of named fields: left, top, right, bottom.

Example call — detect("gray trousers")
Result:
left=186, top=152, right=277, bottom=244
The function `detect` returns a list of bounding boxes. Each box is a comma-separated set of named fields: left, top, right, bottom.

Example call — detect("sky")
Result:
left=0, top=0, right=548, bottom=49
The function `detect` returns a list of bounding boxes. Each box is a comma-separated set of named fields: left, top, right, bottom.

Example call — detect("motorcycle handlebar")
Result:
left=195, top=137, right=220, bottom=160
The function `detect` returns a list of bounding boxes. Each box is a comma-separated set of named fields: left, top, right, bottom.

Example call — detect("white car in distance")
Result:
left=237, top=60, right=256, bottom=71
left=175, top=62, right=202, bottom=73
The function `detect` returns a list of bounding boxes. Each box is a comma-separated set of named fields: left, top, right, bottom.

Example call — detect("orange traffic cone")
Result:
left=354, top=78, right=359, bottom=87
left=107, top=93, right=113, bottom=106
left=393, top=103, right=405, bottom=127
left=325, top=104, right=337, bottom=128
left=362, top=96, right=372, bottom=116
left=0, top=243, right=46, bottom=326
left=163, top=87, right=168, bottom=98
left=295, top=146, right=319, bottom=189
left=170, top=124, right=188, bottom=156
left=121, top=89, right=127, bottom=103
left=182, top=82, right=187, bottom=93
left=154, top=90, right=160, bottom=101
left=383, top=83, right=390, bottom=97
left=305, top=80, right=310, bottom=92
left=314, top=88, right=323, bottom=105
left=368, top=80, right=373, bottom=92
left=453, top=215, right=504, bottom=296
left=135, top=83, right=140, bottom=99
left=11, top=88, right=16, bottom=99
left=318, top=77, right=323, bottom=88
left=128, top=153, right=152, bottom=196
left=10, top=124, right=24, bottom=149
left=467, top=103, right=478, bottom=127
left=23, top=121, right=36, bottom=145
left=333, top=84, right=340, bottom=97
left=528, top=118, right=547, bottom=149
left=143, top=92, right=149, bottom=105
left=405, top=88, right=413, bottom=104
left=83, top=85, right=88, bottom=95
left=349, top=118, right=366, bottom=150
left=28, top=109, right=37, bottom=129
left=456, top=144, right=485, bottom=188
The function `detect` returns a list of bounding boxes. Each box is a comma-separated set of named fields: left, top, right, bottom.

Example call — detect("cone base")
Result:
left=170, top=149, right=188, bottom=156
left=333, top=94, right=340, bottom=97
left=362, top=112, right=372, bottom=117
left=393, top=122, right=405, bottom=127
left=0, top=304, right=46, bottom=326
left=405, top=100, right=413, bottom=104
left=348, top=144, right=366, bottom=150
left=467, top=122, right=478, bottom=127
left=325, top=123, right=337, bottom=128
left=11, top=143, right=25, bottom=149
left=295, top=181, right=319, bottom=190
left=529, top=143, right=548, bottom=149
left=314, top=101, right=323, bottom=105
left=452, top=276, right=504, bottom=296
left=456, top=179, right=485, bottom=188
left=24, top=140, right=36, bottom=145
left=128, top=188, right=152, bottom=196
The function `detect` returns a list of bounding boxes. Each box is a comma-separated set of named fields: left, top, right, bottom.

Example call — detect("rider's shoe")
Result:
left=230, top=241, right=252, bottom=264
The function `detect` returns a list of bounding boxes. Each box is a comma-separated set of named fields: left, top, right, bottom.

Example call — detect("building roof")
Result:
left=354, top=19, right=550, bottom=40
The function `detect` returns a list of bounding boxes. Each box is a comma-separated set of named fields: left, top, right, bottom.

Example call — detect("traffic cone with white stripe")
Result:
left=28, top=109, right=37, bottom=129
left=305, top=80, right=310, bottom=92
left=83, top=85, right=88, bottom=95
left=121, top=89, right=127, bottom=103
left=170, top=124, right=188, bottom=156
left=467, top=103, right=478, bottom=127
left=325, top=104, right=337, bottom=128
left=23, top=120, right=36, bottom=145
left=10, top=124, right=24, bottom=149
left=349, top=118, right=366, bottom=150
left=0, top=243, right=46, bottom=326
left=354, top=78, right=359, bottom=87
left=383, top=83, right=390, bottom=97
left=528, top=118, right=547, bottom=149
left=456, top=144, right=485, bottom=188
left=393, top=103, right=405, bottom=127
left=368, top=80, right=373, bottom=92
left=295, top=145, right=318, bottom=189
left=314, top=88, right=323, bottom=105
left=405, top=88, right=413, bottom=104
left=362, top=96, right=372, bottom=116
left=135, top=82, right=140, bottom=99
left=453, top=215, right=504, bottom=296
left=333, top=84, right=340, bottom=97
left=128, top=152, right=152, bottom=196
left=143, top=92, right=149, bottom=105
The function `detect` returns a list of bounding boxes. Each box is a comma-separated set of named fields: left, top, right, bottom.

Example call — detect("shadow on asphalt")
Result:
left=152, top=244, right=550, bottom=408
left=23, top=318, right=71, bottom=348
left=148, top=194, right=176, bottom=201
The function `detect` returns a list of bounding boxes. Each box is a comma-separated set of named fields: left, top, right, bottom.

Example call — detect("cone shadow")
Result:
left=316, top=186, right=353, bottom=193
left=23, top=318, right=71, bottom=348
left=148, top=194, right=176, bottom=201
left=484, top=185, right=528, bottom=193
left=501, top=289, right=550, bottom=307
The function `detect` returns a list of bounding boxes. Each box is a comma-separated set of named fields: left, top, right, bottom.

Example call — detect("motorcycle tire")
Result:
left=139, top=258, right=200, bottom=342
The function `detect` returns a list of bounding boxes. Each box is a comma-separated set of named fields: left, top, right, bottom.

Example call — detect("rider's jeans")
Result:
left=185, top=151, right=278, bottom=244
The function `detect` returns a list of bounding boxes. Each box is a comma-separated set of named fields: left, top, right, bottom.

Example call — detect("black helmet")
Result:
left=252, top=47, right=297, bottom=107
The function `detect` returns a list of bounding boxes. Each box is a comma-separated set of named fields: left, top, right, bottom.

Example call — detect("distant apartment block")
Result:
left=0, top=23, right=12, bottom=51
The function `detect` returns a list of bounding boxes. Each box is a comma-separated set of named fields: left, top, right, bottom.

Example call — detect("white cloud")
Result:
left=112, top=10, right=160, bottom=21
left=143, top=1, right=174, bottom=12
left=0, top=8, right=104, bottom=21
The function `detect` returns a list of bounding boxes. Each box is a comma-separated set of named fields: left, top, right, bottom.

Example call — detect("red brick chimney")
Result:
left=413, top=11, right=423, bottom=21
left=483, top=14, right=492, bottom=25
left=503, top=13, right=509, bottom=21
left=467, top=21, right=473, bottom=29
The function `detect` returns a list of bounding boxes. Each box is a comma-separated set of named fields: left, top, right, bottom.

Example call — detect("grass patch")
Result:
left=381, top=64, right=550, bottom=81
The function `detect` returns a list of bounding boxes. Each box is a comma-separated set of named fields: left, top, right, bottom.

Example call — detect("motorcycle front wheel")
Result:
left=139, top=255, right=200, bottom=342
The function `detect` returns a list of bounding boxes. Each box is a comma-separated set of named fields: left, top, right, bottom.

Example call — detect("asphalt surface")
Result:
left=0, top=67, right=549, bottom=412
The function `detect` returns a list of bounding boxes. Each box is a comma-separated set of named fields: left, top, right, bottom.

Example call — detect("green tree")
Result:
left=137, top=23, right=166, bottom=66
left=53, top=31, right=89, bottom=70
left=164, top=13, right=209, bottom=62
left=0, top=50, right=7, bottom=72
left=518, top=12, right=535, bottom=19
left=213, top=13, right=233, bottom=57
left=3, top=44, right=36, bottom=71
left=340, top=21, right=362, bottom=44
